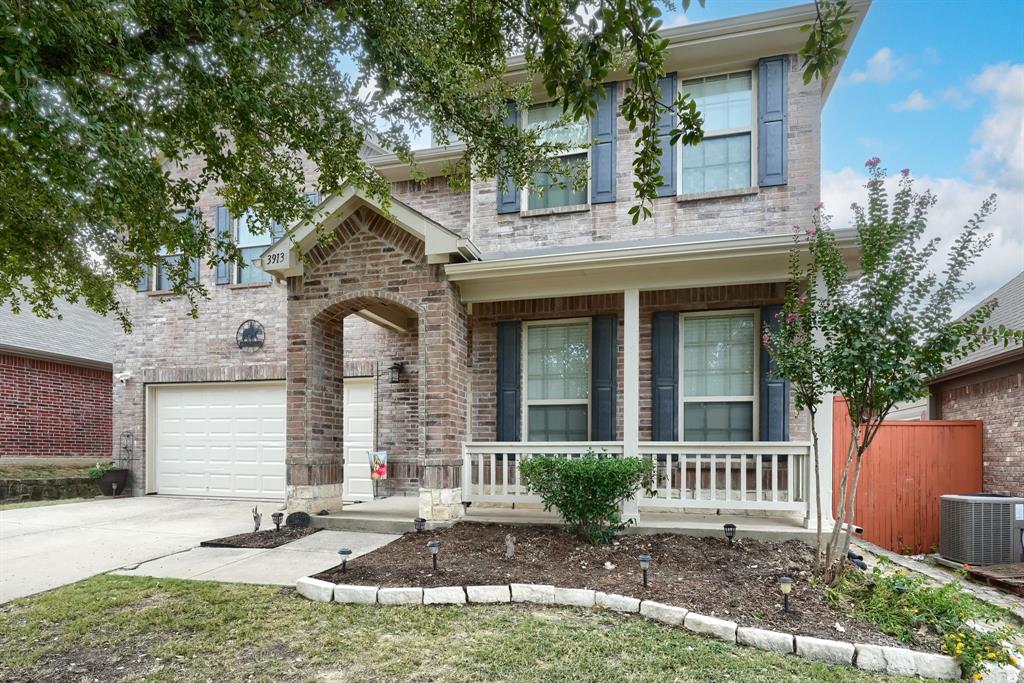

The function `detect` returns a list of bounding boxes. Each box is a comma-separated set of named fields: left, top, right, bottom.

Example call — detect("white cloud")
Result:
left=890, top=90, right=934, bottom=112
left=967, top=62, right=1024, bottom=191
left=823, top=62, right=1024, bottom=312
left=940, top=86, right=975, bottom=110
left=668, top=12, right=690, bottom=27
left=849, top=48, right=905, bottom=84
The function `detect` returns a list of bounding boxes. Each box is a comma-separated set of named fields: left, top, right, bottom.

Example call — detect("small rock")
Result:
left=604, top=561, right=616, bottom=570
left=834, top=622, right=846, bottom=633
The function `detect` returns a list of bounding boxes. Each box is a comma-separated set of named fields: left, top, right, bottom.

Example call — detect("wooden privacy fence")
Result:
left=832, top=396, right=983, bottom=554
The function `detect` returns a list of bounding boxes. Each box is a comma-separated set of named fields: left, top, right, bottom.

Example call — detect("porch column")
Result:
left=809, top=392, right=836, bottom=529
left=622, top=288, right=640, bottom=525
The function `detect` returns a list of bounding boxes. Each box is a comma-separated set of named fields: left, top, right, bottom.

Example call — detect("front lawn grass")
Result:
left=0, top=575, right=919, bottom=683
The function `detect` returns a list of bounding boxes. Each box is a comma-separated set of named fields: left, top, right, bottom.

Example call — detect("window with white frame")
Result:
left=525, top=320, right=591, bottom=441
left=680, top=311, right=757, bottom=441
left=152, top=210, right=191, bottom=291
left=681, top=71, right=754, bottom=194
left=235, top=210, right=273, bottom=284
left=524, top=103, right=589, bottom=210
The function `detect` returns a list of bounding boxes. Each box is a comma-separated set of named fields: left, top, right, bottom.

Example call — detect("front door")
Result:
left=342, top=378, right=375, bottom=502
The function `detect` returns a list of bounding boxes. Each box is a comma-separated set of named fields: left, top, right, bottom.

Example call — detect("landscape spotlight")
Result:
left=638, top=554, right=652, bottom=588
left=723, top=523, right=737, bottom=546
left=271, top=511, right=284, bottom=531
left=779, top=576, right=793, bottom=614
left=414, top=517, right=426, bottom=533
left=427, top=540, right=441, bottom=571
left=338, top=548, right=352, bottom=573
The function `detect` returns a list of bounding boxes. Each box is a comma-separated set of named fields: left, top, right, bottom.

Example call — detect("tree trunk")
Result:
left=809, top=411, right=822, bottom=572
left=837, top=450, right=867, bottom=576
left=824, top=427, right=858, bottom=575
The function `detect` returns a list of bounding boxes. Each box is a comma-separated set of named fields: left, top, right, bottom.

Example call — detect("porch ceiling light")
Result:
left=638, top=554, right=652, bottom=588
left=338, top=548, right=352, bottom=573
left=271, top=511, right=284, bottom=531
left=723, top=523, right=737, bottom=546
left=427, top=540, right=441, bottom=571
left=388, top=362, right=405, bottom=384
left=414, top=517, right=426, bottom=533
left=779, top=576, right=793, bottom=613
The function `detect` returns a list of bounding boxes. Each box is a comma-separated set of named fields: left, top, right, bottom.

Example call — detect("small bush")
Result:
left=827, top=556, right=1019, bottom=678
left=518, top=452, right=653, bottom=544
left=86, top=462, right=116, bottom=479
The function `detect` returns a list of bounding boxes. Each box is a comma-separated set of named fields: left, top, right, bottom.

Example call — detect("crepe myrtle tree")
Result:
left=765, top=159, right=1023, bottom=585
left=1, top=0, right=853, bottom=331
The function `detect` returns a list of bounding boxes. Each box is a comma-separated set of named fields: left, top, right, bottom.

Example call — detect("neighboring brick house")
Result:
left=113, top=2, right=870, bottom=522
left=929, top=271, right=1024, bottom=495
left=0, top=297, right=113, bottom=459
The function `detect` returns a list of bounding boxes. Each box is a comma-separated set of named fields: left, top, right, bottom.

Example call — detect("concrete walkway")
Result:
left=0, top=496, right=270, bottom=602
left=115, top=529, right=397, bottom=585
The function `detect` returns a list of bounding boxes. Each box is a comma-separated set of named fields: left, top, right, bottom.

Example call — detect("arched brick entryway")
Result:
left=284, top=207, right=468, bottom=518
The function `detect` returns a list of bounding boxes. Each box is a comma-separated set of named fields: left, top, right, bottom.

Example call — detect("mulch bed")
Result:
left=202, top=527, right=318, bottom=549
left=313, top=523, right=928, bottom=650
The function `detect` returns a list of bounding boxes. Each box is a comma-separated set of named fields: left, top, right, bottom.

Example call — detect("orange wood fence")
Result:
left=832, top=397, right=983, bottom=554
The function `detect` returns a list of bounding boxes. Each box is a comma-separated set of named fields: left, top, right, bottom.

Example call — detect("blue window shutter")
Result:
left=759, top=304, right=789, bottom=441
left=590, top=83, right=617, bottom=204
left=591, top=314, right=618, bottom=440
left=655, top=74, right=677, bottom=198
left=497, top=102, right=521, bottom=214
left=215, top=205, right=232, bottom=285
left=758, top=56, right=789, bottom=187
left=496, top=320, right=522, bottom=441
left=136, top=266, right=150, bottom=292
left=651, top=311, right=679, bottom=440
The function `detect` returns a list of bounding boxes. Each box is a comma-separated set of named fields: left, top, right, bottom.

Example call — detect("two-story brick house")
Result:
left=114, top=2, right=869, bottom=525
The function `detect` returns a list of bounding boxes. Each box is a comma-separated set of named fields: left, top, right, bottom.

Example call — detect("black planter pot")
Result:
left=95, top=469, right=130, bottom=496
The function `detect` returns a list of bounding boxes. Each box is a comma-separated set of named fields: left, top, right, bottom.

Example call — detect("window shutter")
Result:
left=758, top=56, right=789, bottom=187
left=496, top=320, right=522, bottom=441
left=655, top=74, right=677, bottom=198
left=215, top=206, right=232, bottom=285
left=590, top=83, right=617, bottom=205
left=651, top=311, right=679, bottom=440
left=497, top=102, right=521, bottom=214
left=759, top=304, right=789, bottom=441
left=136, top=266, right=150, bottom=292
left=590, top=314, right=618, bottom=440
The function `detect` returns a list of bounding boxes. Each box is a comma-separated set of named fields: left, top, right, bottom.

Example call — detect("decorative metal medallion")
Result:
left=236, top=319, right=266, bottom=351
left=285, top=511, right=312, bottom=529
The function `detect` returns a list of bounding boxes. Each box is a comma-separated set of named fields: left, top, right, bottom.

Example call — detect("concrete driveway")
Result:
left=0, top=496, right=269, bottom=602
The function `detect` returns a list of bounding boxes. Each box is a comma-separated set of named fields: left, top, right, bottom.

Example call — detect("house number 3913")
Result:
left=264, top=252, right=286, bottom=266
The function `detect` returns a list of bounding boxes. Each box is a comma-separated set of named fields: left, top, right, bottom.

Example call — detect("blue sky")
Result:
left=664, top=0, right=1024, bottom=307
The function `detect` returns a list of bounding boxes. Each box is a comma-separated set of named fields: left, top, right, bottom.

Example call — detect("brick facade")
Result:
left=0, top=354, right=112, bottom=458
left=933, top=359, right=1024, bottom=495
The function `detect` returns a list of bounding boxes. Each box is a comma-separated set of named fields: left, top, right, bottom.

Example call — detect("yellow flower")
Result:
left=1010, top=657, right=1018, bottom=666
left=973, top=673, right=983, bottom=680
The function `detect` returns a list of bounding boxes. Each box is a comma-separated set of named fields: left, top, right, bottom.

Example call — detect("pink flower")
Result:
left=901, top=168, right=910, bottom=176
left=773, top=312, right=781, bottom=321
left=865, top=157, right=881, bottom=168
left=807, top=227, right=817, bottom=237
left=816, top=201, right=825, bottom=210
left=762, top=333, right=771, bottom=345
left=798, top=296, right=806, bottom=305
left=785, top=312, right=799, bottom=324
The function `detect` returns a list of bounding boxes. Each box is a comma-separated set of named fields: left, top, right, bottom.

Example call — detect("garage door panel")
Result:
left=153, top=382, right=286, bottom=500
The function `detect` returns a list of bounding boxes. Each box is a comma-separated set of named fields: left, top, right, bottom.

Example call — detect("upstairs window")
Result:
left=681, top=72, right=754, bottom=194
left=235, top=210, right=273, bottom=285
left=149, top=210, right=195, bottom=292
left=525, top=103, right=589, bottom=210
left=524, top=320, right=591, bottom=441
left=680, top=311, right=757, bottom=441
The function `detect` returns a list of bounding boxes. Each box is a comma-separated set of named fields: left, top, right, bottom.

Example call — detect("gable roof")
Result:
left=0, top=296, right=113, bottom=369
left=932, top=270, right=1024, bottom=381
left=258, top=186, right=479, bottom=279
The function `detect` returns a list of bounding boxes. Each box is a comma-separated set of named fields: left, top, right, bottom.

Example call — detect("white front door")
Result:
left=342, top=378, right=375, bottom=502
left=150, top=382, right=286, bottom=500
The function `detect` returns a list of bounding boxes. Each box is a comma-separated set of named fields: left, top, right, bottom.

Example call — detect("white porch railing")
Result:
left=462, top=441, right=811, bottom=514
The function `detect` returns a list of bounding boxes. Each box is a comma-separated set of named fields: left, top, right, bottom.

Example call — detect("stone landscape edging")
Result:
left=295, top=577, right=963, bottom=680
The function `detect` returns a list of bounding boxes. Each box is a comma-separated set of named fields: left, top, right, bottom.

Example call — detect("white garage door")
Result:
left=342, top=378, right=375, bottom=502
left=151, top=382, right=286, bottom=500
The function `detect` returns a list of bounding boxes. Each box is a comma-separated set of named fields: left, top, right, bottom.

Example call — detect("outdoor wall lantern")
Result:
left=778, top=576, right=793, bottom=613
left=723, top=523, right=737, bottom=546
left=413, top=517, right=426, bottom=533
left=427, top=540, right=441, bottom=571
left=272, top=512, right=284, bottom=531
left=388, top=362, right=406, bottom=384
left=338, top=548, right=352, bottom=573
left=638, top=554, right=652, bottom=588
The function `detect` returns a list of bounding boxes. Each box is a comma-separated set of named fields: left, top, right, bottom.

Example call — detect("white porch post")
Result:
left=622, top=288, right=641, bottom=525
left=811, top=391, right=835, bottom=529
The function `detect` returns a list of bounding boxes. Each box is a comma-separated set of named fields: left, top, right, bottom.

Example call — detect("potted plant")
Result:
left=88, top=461, right=130, bottom=497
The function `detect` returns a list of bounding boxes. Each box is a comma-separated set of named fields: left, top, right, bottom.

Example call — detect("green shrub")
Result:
left=827, top=556, right=1018, bottom=678
left=86, top=462, right=116, bottom=479
left=518, top=452, right=653, bottom=544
